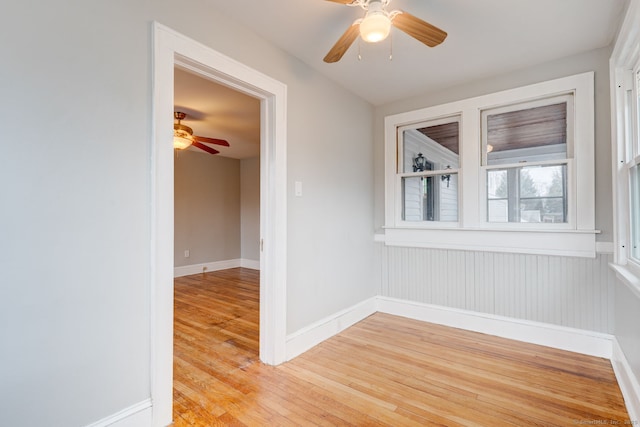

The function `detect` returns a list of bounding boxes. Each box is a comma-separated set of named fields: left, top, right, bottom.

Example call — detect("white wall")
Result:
left=174, top=150, right=241, bottom=267
left=241, top=156, right=260, bottom=264
left=0, top=1, right=374, bottom=425
left=0, top=2, right=152, bottom=426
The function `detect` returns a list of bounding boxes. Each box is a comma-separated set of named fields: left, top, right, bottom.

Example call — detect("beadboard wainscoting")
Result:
left=374, top=243, right=616, bottom=334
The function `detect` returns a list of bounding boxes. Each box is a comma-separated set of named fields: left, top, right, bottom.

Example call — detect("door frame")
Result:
left=151, top=22, right=288, bottom=426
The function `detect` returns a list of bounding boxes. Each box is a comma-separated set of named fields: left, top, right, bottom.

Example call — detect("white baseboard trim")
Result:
left=376, top=296, right=614, bottom=359
left=174, top=259, right=241, bottom=277
left=612, top=338, right=640, bottom=423
left=174, top=258, right=260, bottom=277
left=85, top=399, right=152, bottom=427
left=285, top=297, right=378, bottom=361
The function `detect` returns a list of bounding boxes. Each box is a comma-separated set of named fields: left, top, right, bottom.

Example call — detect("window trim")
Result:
left=611, top=0, right=640, bottom=282
left=384, top=72, right=596, bottom=257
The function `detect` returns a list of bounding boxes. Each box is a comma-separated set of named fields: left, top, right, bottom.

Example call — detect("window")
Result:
left=610, top=0, right=640, bottom=288
left=384, top=72, right=595, bottom=257
left=629, top=69, right=640, bottom=262
left=399, top=117, right=460, bottom=223
left=616, top=65, right=640, bottom=265
left=481, top=97, right=572, bottom=225
left=631, top=163, right=640, bottom=260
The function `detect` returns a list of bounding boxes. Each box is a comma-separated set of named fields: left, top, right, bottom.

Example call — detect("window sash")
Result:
left=630, top=163, right=640, bottom=261
left=628, top=63, right=640, bottom=263
left=480, top=94, right=575, bottom=167
left=399, top=171, right=459, bottom=224
left=397, top=116, right=461, bottom=175
left=485, top=162, right=568, bottom=224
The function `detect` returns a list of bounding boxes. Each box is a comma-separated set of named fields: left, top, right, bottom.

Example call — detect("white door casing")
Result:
left=151, top=22, right=287, bottom=427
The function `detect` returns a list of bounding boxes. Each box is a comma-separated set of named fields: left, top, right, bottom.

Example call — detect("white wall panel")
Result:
left=376, top=244, right=615, bottom=333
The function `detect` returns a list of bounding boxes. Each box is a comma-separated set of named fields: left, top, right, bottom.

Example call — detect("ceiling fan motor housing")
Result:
left=174, top=111, right=194, bottom=135
left=360, top=1, right=392, bottom=43
left=323, top=0, right=446, bottom=63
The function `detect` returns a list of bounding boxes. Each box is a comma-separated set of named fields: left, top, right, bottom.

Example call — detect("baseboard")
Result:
left=612, top=338, right=640, bottom=423
left=85, top=399, right=152, bottom=427
left=174, top=259, right=242, bottom=277
left=376, top=296, right=614, bottom=359
left=285, top=297, right=378, bottom=361
left=174, top=259, right=260, bottom=277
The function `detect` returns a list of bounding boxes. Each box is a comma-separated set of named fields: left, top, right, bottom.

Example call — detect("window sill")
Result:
left=609, top=263, right=640, bottom=300
left=377, top=227, right=599, bottom=258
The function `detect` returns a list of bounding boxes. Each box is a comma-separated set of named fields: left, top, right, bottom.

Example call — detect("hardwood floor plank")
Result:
left=320, top=329, right=627, bottom=423
left=173, top=268, right=631, bottom=426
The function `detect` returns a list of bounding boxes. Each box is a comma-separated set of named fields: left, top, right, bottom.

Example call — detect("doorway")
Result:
left=152, top=22, right=287, bottom=427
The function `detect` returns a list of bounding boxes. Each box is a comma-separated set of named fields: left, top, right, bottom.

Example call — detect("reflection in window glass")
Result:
left=485, top=102, right=568, bottom=166
left=487, top=170, right=508, bottom=222
left=402, top=173, right=458, bottom=222
left=402, top=120, right=459, bottom=173
left=487, top=164, right=567, bottom=223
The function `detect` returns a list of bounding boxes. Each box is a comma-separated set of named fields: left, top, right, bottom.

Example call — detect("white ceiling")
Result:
left=175, top=0, right=628, bottom=158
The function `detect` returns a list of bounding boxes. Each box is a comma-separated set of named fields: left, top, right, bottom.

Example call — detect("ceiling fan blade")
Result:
left=325, top=0, right=356, bottom=4
left=324, top=23, right=360, bottom=63
left=194, top=135, right=230, bottom=147
left=192, top=141, right=220, bottom=155
left=392, top=11, right=447, bottom=47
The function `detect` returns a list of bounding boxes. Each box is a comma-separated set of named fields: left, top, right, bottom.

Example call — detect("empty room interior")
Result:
left=2, top=0, right=640, bottom=426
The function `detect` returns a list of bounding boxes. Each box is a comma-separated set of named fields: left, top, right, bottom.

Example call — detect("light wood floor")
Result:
left=173, top=268, right=630, bottom=426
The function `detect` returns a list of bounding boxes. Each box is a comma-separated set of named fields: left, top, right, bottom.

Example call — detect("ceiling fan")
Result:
left=323, top=0, right=447, bottom=63
left=173, top=111, right=230, bottom=155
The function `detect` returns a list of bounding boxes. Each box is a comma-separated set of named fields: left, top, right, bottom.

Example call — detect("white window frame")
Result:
left=610, top=0, right=640, bottom=292
left=479, top=94, right=575, bottom=229
left=384, top=72, right=596, bottom=257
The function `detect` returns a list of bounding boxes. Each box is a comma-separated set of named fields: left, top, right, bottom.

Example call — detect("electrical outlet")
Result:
left=184, top=250, right=190, bottom=258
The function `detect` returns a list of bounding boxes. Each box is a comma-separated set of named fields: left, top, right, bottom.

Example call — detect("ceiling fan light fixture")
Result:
left=173, top=129, right=194, bottom=150
left=359, top=11, right=391, bottom=43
